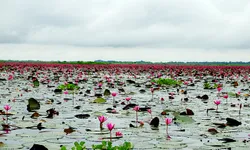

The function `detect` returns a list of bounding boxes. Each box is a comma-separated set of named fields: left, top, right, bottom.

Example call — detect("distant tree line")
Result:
left=0, top=60, right=249, bottom=66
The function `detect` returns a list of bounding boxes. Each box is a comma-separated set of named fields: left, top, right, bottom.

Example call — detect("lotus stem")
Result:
left=110, top=131, right=112, bottom=142
left=113, top=97, right=115, bottom=108
left=100, top=123, right=103, bottom=131
left=6, top=111, right=8, bottom=124
left=166, top=125, right=169, bottom=138
left=136, top=111, right=138, bottom=127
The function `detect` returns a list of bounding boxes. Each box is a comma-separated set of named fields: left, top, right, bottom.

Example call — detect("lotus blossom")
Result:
left=214, top=100, right=221, bottom=106
left=115, top=131, right=123, bottom=137
left=214, top=100, right=221, bottom=111
left=165, top=118, right=172, bottom=139
left=165, top=118, right=172, bottom=125
left=98, top=83, right=102, bottom=88
left=217, top=87, right=222, bottom=92
left=133, top=106, right=140, bottom=111
left=111, top=92, right=117, bottom=108
left=125, top=97, right=131, bottom=103
left=150, top=88, right=154, bottom=93
left=147, top=109, right=152, bottom=119
left=150, top=88, right=155, bottom=101
left=107, top=122, right=115, bottom=142
left=170, top=92, right=174, bottom=96
left=111, top=92, right=117, bottom=97
left=139, top=121, right=144, bottom=127
left=4, top=104, right=11, bottom=111
left=4, top=104, right=11, bottom=124
left=64, top=91, right=68, bottom=94
left=107, top=123, right=115, bottom=131
left=223, top=94, right=228, bottom=99
left=98, top=115, right=107, bottom=130
left=98, top=115, right=107, bottom=123
left=111, top=109, right=117, bottom=113
left=223, top=94, right=228, bottom=102
left=133, top=106, right=140, bottom=127
left=8, top=74, right=13, bottom=81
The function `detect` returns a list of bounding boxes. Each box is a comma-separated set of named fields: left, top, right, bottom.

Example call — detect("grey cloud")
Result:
left=0, top=0, right=250, bottom=49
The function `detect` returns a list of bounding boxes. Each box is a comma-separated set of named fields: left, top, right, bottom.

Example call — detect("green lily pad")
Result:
left=33, top=80, right=40, bottom=88
left=104, top=89, right=111, bottom=96
left=163, top=109, right=176, bottom=113
left=174, top=113, right=195, bottom=124
left=93, top=98, right=106, bottom=103
left=27, top=98, right=40, bottom=112
left=127, top=92, right=136, bottom=95
left=57, top=83, right=80, bottom=91
left=228, top=92, right=236, bottom=98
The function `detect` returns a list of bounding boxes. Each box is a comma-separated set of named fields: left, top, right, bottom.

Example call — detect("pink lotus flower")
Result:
left=98, top=83, right=102, bottom=88
left=150, top=88, right=154, bottom=93
left=170, top=92, right=174, bottom=96
left=217, top=87, right=222, bottom=92
left=165, top=118, right=172, bottom=125
left=148, top=109, right=152, bottom=119
left=133, top=106, right=140, bottom=127
left=111, top=92, right=117, bottom=97
left=111, top=92, right=117, bottom=108
left=4, top=104, right=11, bottom=124
left=125, top=97, right=131, bottom=102
left=184, top=81, right=189, bottom=85
left=139, top=121, right=144, bottom=127
left=8, top=74, right=13, bottom=81
left=98, top=115, right=107, bottom=123
left=115, top=131, right=123, bottom=137
left=133, top=106, right=140, bottom=112
left=64, top=91, right=68, bottom=94
left=98, top=115, right=107, bottom=130
left=160, top=97, right=164, bottom=101
left=214, top=100, right=221, bottom=105
left=111, top=109, right=117, bottom=113
left=223, top=94, right=228, bottom=99
left=165, top=118, right=172, bottom=139
left=4, top=104, right=11, bottom=111
left=107, top=123, right=115, bottom=131
left=214, top=99, right=221, bottom=111
left=151, top=88, right=154, bottom=101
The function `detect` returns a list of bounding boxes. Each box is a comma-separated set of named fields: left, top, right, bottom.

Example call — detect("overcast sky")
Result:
left=0, top=0, right=250, bottom=62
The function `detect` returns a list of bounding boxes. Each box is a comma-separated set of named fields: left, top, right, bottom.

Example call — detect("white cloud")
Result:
left=0, top=0, right=250, bottom=61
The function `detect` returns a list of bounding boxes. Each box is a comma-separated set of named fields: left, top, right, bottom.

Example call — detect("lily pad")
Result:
left=33, top=80, right=40, bottom=88
left=93, top=98, right=106, bottom=103
left=174, top=114, right=195, bottom=124
left=27, top=98, right=40, bottom=112
left=150, top=117, right=160, bottom=129
left=75, top=114, right=90, bottom=119
left=104, top=89, right=111, bottom=96
left=30, top=144, right=48, bottom=150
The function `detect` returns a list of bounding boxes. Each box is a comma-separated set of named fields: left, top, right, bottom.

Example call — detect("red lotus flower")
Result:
left=115, top=131, right=123, bottom=137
